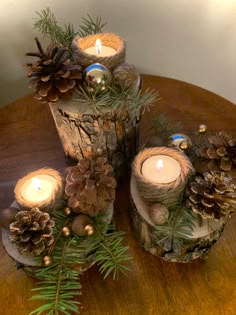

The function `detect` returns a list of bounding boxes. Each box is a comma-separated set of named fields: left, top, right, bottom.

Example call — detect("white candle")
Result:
left=84, top=38, right=116, bottom=57
left=20, top=175, right=57, bottom=206
left=142, top=155, right=181, bottom=184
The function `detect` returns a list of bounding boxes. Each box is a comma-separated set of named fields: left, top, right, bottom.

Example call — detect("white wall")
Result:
left=1, top=0, right=236, bottom=107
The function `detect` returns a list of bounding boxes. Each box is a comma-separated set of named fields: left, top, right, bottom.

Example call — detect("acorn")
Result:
left=71, top=214, right=94, bottom=236
left=148, top=203, right=169, bottom=225
left=64, top=207, right=72, bottom=216
left=0, top=207, right=19, bottom=230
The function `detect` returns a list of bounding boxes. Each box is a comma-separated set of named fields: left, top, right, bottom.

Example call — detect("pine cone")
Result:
left=186, top=172, right=236, bottom=220
left=9, top=207, right=54, bottom=256
left=65, top=157, right=117, bottom=216
left=197, top=131, right=236, bottom=171
left=25, top=37, right=82, bottom=104
left=113, top=63, right=140, bottom=90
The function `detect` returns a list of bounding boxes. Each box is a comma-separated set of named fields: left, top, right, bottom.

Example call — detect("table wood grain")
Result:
left=0, top=75, right=236, bottom=315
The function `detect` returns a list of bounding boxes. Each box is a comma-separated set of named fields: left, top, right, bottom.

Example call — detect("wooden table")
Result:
left=0, top=75, right=236, bottom=315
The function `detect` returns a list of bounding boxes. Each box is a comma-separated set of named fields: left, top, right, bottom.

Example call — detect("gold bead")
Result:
left=198, top=124, right=207, bottom=134
left=64, top=207, right=72, bottom=216
left=179, top=140, right=189, bottom=150
left=62, top=226, right=71, bottom=237
left=84, top=224, right=94, bottom=235
left=42, top=255, right=52, bottom=266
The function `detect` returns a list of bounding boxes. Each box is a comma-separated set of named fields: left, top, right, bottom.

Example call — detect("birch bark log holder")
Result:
left=130, top=146, right=227, bottom=263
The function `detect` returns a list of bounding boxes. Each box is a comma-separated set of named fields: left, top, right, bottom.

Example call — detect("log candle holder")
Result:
left=72, top=33, right=126, bottom=70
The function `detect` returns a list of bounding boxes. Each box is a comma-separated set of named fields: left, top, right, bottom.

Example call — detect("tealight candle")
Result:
left=14, top=168, right=63, bottom=211
left=84, top=39, right=116, bottom=57
left=133, top=147, right=194, bottom=207
left=142, top=155, right=181, bottom=184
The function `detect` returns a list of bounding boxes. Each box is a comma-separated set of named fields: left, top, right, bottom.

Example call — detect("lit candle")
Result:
left=21, top=175, right=57, bottom=205
left=84, top=38, right=116, bottom=57
left=14, top=168, right=63, bottom=211
left=142, top=155, right=181, bottom=184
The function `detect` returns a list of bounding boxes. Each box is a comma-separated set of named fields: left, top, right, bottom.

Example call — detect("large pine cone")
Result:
left=65, top=157, right=117, bottom=216
left=186, top=172, right=236, bottom=220
left=9, top=208, right=54, bottom=256
left=197, top=131, right=236, bottom=171
left=25, top=37, right=82, bottom=104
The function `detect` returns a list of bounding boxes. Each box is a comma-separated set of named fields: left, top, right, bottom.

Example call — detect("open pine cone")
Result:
left=9, top=207, right=54, bottom=256
left=25, top=37, right=82, bottom=104
left=186, top=172, right=236, bottom=220
left=65, top=157, right=117, bottom=216
left=197, top=131, right=236, bottom=171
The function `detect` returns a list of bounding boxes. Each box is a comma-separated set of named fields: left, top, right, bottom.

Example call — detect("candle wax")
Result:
left=21, top=175, right=57, bottom=205
left=84, top=45, right=116, bottom=57
left=142, top=155, right=181, bottom=184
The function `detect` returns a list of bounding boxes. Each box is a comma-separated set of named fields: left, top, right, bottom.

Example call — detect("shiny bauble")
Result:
left=62, top=226, right=71, bottom=237
left=71, top=214, right=94, bottom=236
left=168, top=133, right=192, bottom=151
left=84, top=63, right=112, bottom=92
left=113, top=62, right=140, bottom=92
left=64, top=207, right=72, bottom=216
left=148, top=203, right=169, bottom=225
left=0, top=207, right=19, bottom=230
left=42, top=255, right=53, bottom=266
left=198, top=124, right=207, bottom=134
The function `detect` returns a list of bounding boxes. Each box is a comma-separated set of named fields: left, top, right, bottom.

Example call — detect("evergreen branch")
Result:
left=152, top=113, right=182, bottom=139
left=34, top=8, right=106, bottom=49
left=74, top=84, right=158, bottom=120
left=77, top=15, right=107, bottom=37
left=91, top=221, right=132, bottom=280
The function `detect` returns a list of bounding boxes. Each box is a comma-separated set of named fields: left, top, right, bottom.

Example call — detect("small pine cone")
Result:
left=25, top=37, right=82, bottom=105
left=65, top=157, right=117, bottom=216
left=186, top=171, right=236, bottom=220
left=113, top=63, right=140, bottom=90
left=9, top=207, right=55, bottom=256
left=197, top=131, right=236, bottom=171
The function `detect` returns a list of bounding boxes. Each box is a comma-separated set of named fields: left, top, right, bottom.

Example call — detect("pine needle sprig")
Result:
left=87, top=219, right=132, bottom=281
left=77, top=15, right=107, bottom=37
left=152, top=113, right=182, bottom=139
left=34, top=8, right=106, bottom=49
left=73, top=84, right=158, bottom=119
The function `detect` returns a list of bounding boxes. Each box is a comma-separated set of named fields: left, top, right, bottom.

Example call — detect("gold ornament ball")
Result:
left=198, top=124, right=207, bottom=134
left=179, top=140, right=189, bottom=151
left=64, top=207, right=72, bottom=216
left=42, top=255, right=52, bottom=266
left=84, top=224, right=94, bottom=235
left=168, top=133, right=192, bottom=151
left=62, top=226, right=71, bottom=237
left=84, top=63, right=112, bottom=92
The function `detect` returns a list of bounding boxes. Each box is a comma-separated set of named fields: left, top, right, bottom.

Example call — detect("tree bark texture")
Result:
left=130, top=175, right=226, bottom=263
left=49, top=102, right=139, bottom=182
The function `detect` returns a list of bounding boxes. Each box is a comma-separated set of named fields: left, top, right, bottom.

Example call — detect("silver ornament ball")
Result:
left=167, top=133, right=192, bottom=151
left=84, top=63, right=112, bottom=92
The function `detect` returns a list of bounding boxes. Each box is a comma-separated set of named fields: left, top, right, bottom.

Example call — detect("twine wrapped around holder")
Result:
left=133, top=147, right=194, bottom=207
left=14, top=168, right=64, bottom=211
left=72, top=33, right=126, bottom=70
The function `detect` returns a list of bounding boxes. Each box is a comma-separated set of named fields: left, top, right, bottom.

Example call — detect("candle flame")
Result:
left=32, top=177, right=41, bottom=191
left=95, top=39, right=102, bottom=55
left=156, top=159, right=163, bottom=171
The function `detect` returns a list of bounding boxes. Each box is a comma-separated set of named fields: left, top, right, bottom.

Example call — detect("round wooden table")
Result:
left=0, top=75, right=236, bottom=315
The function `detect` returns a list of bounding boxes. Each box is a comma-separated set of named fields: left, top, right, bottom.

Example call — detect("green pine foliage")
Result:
left=152, top=113, right=182, bottom=139
left=73, top=84, right=158, bottom=120
left=28, top=208, right=132, bottom=315
left=34, top=8, right=106, bottom=48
